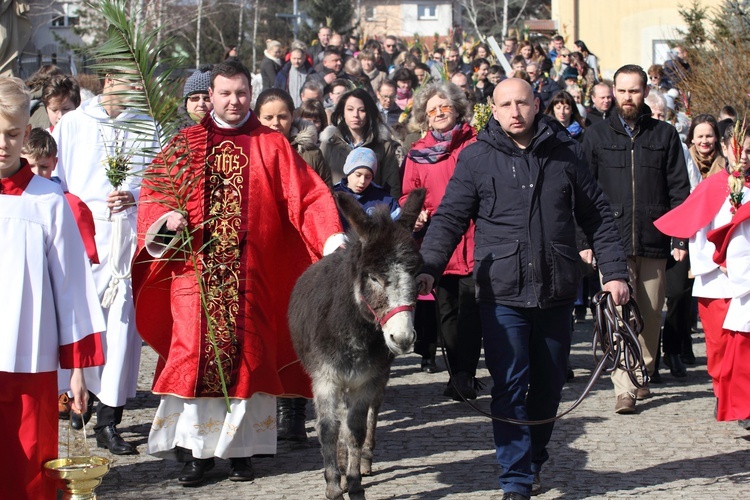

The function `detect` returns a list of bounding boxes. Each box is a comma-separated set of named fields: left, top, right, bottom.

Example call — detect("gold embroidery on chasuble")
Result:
left=198, top=140, right=249, bottom=396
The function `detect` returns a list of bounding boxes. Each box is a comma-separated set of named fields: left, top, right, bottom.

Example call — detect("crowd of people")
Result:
left=2, top=25, right=749, bottom=500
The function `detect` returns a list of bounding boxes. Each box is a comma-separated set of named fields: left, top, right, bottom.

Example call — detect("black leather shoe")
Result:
left=95, top=425, right=137, bottom=455
left=421, top=356, right=440, bottom=373
left=229, top=457, right=255, bottom=482
left=70, top=392, right=95, bottom=430
left=178, top=458, right=215, bottom=486
left=502, top=492, right=530, bottom=500
left=649, top=370, right=662, bottom=384
left=664, top=353, right=687, bottom=377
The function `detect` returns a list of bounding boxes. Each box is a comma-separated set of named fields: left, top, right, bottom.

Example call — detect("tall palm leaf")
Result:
left=87, top=0, right=234, bottom=410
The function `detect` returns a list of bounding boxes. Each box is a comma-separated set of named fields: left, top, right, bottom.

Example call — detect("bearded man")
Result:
left=582, top=64, right=690, bottom=414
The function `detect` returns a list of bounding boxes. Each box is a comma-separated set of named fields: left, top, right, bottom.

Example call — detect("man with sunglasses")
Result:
left=382, top=35, right=401, bottom=72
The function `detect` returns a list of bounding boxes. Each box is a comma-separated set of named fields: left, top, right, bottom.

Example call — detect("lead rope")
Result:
left=437, top=290, right=648, bottom=425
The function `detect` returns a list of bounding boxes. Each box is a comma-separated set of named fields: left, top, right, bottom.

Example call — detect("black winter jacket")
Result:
left=582, top=106, right=690, bottom=259
left=420, top=115, right=628, bottom=308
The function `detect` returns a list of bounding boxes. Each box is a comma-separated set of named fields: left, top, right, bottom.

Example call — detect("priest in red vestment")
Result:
left=133, top=60, right=344, bottom=486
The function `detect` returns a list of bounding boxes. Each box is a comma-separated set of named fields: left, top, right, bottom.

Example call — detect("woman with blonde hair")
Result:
left=401, top=81, right=482, bottom=394
left=260, top=39, right=284, bottom=90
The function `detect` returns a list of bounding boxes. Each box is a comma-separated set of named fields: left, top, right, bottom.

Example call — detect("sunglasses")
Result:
left=559, top=54, right=570, bottom=58
left=426, top=105, right=453, bottom=118
left=188, top=95, right=211, bottom=103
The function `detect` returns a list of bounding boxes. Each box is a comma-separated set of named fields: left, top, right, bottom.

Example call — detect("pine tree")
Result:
left=305, top=0, right=354, bottom=34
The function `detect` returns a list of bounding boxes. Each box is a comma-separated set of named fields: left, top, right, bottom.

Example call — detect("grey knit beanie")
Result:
left=183, top=64, right=213, bottom=100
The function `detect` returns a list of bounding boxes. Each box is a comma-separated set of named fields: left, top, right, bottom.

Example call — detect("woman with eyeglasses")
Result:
left=401, top=82, right=482, bottom=395
left=175, top=65, right=214, bottom=131
left=319, top=88, right=402, bottom=196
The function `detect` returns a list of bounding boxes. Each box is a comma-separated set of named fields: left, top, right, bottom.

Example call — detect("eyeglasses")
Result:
left=426, top=105, right=453, bottom=117
left=379, top=93, right=396, bottom=100
left=384, top=44, right=395, bottom=49
left=188, top=95, right=211, bottom=103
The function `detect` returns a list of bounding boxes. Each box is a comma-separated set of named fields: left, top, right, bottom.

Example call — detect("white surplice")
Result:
left=0, top=173, right=105, bottom=372
left=53, top=96, right=159, bottom=406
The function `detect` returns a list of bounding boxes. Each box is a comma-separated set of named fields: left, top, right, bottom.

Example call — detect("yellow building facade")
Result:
left=551, top=0, right=714, bottom=79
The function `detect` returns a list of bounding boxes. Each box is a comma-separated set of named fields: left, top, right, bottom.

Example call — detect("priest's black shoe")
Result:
left=95, top=425, right=137, bottom=455
left=229, top=457, right=255, bottom=482
left=502, top=493, right=530, bottom=500
left=178, top=458, right=215, bottom=486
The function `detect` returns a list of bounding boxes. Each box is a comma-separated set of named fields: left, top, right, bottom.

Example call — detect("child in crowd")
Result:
left=487, top=64, right=506, bottom=86
left=41, top=74, right=81, bottom=132
left=22, top=128, right=99, bottom=264
left=334, top=147, right=400, bottom=220
left=0, top=77, right=105, bottom=499
left=21, top=128, right=100, bottom=421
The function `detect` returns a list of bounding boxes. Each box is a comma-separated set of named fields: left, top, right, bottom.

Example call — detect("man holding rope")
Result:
left=416, top=78, right=629, bottom=500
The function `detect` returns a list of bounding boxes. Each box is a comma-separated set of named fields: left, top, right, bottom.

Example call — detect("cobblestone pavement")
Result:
left=58, top=319, right=750, bottom=499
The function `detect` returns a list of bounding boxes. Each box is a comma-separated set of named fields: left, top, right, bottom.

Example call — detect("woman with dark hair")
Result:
left=391, top=67, right=418, bottom=110
left=295, top=97, right=328, bottom=136
left=319, top=88, right=402, bottom=196
left=516, top=40, right=534, bottom=65
left=544, top=90, right=585, bottom=141
left=574, top=40, right=600, bottom=80
left=471, top=57, right=494, bottom=104
left=255, top=88, right=332, bottom=188
left=568, top=52, right=598, bottom=106
left=470, top=42, right=492, bottom=62
left=402, top=81, right=481, bottom=391
left=687, top=114, right=726, bottom=179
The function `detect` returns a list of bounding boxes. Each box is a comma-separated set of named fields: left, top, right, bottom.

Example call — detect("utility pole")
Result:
left=276, top=0, right=301, bottom=40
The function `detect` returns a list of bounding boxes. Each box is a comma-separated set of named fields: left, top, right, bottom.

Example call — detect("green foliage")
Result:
left=676, top=0, right=708, bottom=46
left=305, top=0, right=355, bottom=34
left=676, top=0, right=750, bottom=115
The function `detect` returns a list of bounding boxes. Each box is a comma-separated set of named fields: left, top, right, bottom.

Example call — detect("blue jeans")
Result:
left=479, top=302, right=573, bottom=496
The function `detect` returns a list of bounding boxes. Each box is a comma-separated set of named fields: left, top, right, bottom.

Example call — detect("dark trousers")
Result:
left=436, top=274, right=482, bottom=375
left=663, top=256, right=694, bottom=355
left=414, top=299, right=438, bottom=359
left=479, top=302, right=573, bottom=497
left=93, top=403, right=124, bottom=432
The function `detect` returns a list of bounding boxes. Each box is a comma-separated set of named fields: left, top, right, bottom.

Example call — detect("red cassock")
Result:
left=133, top=113, right=342, bottom=400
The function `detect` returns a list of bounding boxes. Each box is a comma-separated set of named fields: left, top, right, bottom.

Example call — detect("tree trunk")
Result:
left=252, top=0, right=260, bottom=72
left=196, top=0, right=203, bottom=68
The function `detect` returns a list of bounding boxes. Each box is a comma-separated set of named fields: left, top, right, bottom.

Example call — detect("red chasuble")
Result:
left=133, top=113, right=342, bottom=399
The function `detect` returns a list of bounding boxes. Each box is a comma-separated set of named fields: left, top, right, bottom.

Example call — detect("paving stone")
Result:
left=57, top=320, right=750, bottom=498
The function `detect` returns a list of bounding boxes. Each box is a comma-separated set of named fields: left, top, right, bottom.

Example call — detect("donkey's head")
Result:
left=336, top=189, right=426, bottom=355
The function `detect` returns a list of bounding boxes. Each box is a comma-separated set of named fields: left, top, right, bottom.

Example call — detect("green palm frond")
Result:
left=89, top=0, right=235, bottom=411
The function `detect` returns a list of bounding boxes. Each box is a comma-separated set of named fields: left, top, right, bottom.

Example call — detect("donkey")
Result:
left=288, top=188, right=426, bottom=500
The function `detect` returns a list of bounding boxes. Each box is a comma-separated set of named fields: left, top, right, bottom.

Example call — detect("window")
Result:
left=50, top=2, right=80, bottom=28
left=417, top=4, right=437, bottom=20
left=365, top=6, right=376, bottom=21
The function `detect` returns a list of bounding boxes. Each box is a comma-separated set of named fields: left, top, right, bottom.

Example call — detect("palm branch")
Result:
left=88, top=0, right=234, bottom=411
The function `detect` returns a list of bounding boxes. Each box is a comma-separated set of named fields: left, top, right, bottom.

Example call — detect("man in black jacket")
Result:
left=582, top=65, right=690, bottom=415
left=527, top=62, right=560, bottom=110
left=584, top=82, right=613, bottom=127
left=417, top=79, right=629, bottom=500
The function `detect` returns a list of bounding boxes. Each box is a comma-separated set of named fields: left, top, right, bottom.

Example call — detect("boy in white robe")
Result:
left=0, top=77, right=105, bottom=499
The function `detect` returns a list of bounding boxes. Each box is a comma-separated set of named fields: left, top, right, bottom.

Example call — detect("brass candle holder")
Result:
left=44, top=456, right=110, bottom=500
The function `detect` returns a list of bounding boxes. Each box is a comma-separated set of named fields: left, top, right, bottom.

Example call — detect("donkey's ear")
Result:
left=335, top=191, right=371, bottom=239
left=397, top=188, right=426, bottom=232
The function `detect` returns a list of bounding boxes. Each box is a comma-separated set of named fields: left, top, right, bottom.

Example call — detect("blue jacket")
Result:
left=334, top=180, right=401, bottom=222
left=420, top=114, right=628, bottom=308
